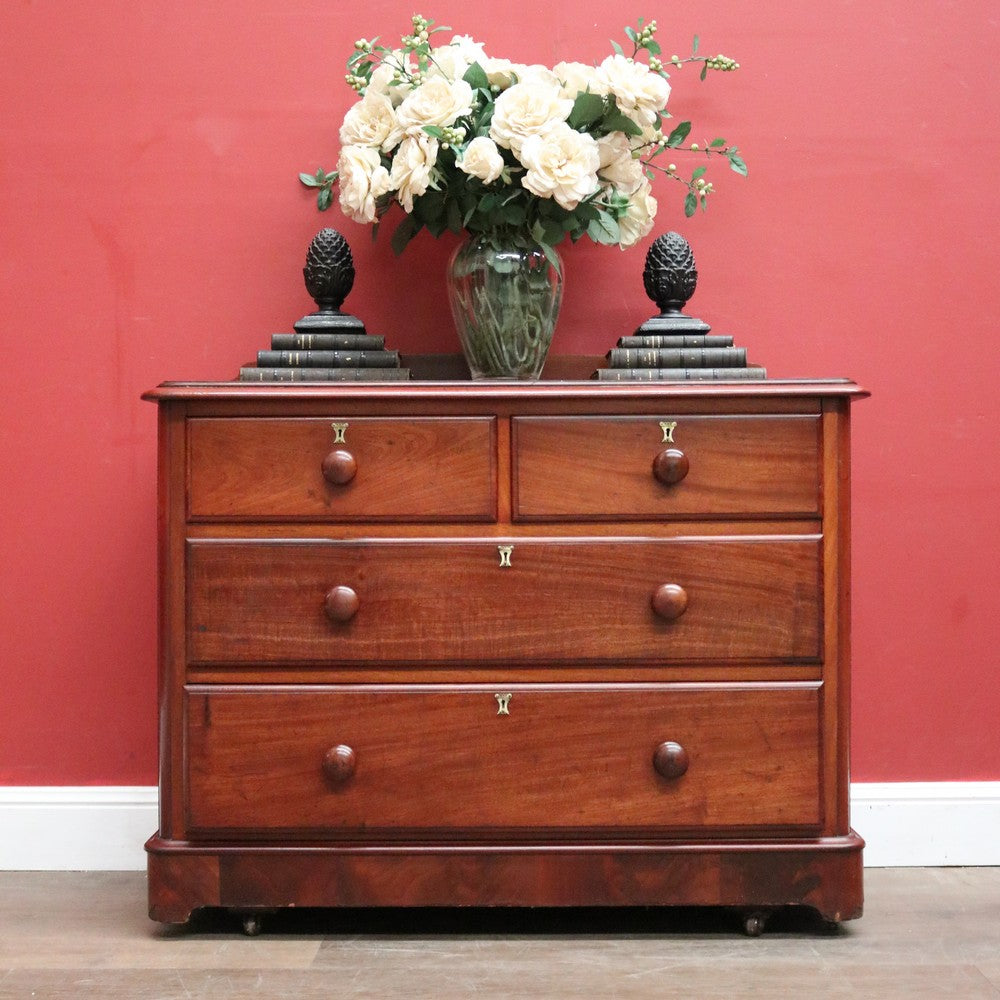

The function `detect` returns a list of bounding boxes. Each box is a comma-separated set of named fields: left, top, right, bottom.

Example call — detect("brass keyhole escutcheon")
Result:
left=495, top=693, right=512, bottom=715
left=497, top=545, right=513, bottom=568
left=331, top=422, right=348, bottom=444
left=659, top=420, right=677, bottom=444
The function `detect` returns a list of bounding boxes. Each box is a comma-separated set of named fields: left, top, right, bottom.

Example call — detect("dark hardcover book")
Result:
left=271, top=332, right=385, bottom=351
left=594, top=366, right=767, bottom=381
left=239, top=367, right=411, bottom=382
left=617, top=334, right=735, bottom=349
left=607, top=346, right=747, bottom=368
left=255, top=350, right=400, bottom=368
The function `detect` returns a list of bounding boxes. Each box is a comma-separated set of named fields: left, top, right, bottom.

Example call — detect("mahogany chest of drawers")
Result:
left=143, top=371, right=867, bottom=933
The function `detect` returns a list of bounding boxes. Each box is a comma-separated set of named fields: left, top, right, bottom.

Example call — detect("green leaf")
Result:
left=422, top=125, right=446, bottom=140
left=567, top=91, right=606, bottom=131
left=462, top=60, right=490, bottom=92
left=684, top=192, right=697, bottom=217
left=299, top=172, right=320, bottom=188
left=665, top=121, right=692, bottom=147
left=625, top=26, right=639, bottom=45
left=691, top=166, right=707, bottom=181
left=700, top=63, right=708, bottom=81
left=587, top=211, right=620, bottom=245
left=728, top=151, right=749, bottom=176
left=645, top=40, right=661, bottom=56
left=539, top=240, right=562, bottom=278
left=317, top=188, right=332, bottom=211
left=692, top=34, right=700, bottom=54
left=601, top=108, right=644, bottom=137
left=446, top=197, right=462, bottom=234
left=710, top=137, right=727, bottom=148
left=390, top=213, right=420, bottom=255
left=611, top=39, right=624, bottom=55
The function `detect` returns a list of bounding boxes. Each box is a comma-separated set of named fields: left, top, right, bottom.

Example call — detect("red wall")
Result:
left=1, top=1, right=998, bottom=785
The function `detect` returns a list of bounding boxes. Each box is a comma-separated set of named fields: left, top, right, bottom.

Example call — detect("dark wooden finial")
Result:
left=643, top=231, right=698, bottom=314
left=634, top=231, right=711, bottom=336
left=304, top=228, right=356, bottom=313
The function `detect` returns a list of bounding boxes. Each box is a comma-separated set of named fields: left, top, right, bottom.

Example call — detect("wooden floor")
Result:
left=1, top=868, right=998, bottom=998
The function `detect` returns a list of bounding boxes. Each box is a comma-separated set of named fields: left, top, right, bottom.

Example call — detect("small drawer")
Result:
left=186, top=536, right=821, bottom=665
left=187, top=416, right=496, bottom=522
left=512, top=415, right=820, bottom=520
left=184, top=684, right=822, bottom=836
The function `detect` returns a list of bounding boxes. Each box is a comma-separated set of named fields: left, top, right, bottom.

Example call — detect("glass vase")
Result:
left=446, top=233, right=563, bottom=380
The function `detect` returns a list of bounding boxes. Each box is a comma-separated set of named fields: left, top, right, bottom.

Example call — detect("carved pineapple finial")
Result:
left=303, top=228, right=355, bottom=313
left=643, top=231, right=698, bottom=315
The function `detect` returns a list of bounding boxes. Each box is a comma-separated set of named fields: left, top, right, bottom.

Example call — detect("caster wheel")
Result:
left=241, top=914, right=265, bottom=936
left=743, top=910, right=770, bottom=937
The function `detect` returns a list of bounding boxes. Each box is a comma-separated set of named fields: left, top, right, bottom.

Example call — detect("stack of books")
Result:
left=238, top=329, right=409, bottom=382
left=595, top=329, right=767, bottom=382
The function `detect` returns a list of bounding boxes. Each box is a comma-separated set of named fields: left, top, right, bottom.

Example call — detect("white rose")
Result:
left=337, top=145, right=391, bottom=224
left=395, top=77, right=475, bottom=135
left=482, top=57, right=518, bottom=90
left=457, top=136, right=505, bottom=184
left=339, top=91, right=401, bottom=152
left=618, top=178, right=657, bottom=248
left=513, top=64, right=562, bottom=89
left=553, top=61, right=607, bottom=101
left=428, top=34, right=487, bottom=81
left=519, top=121, right=601, bottom=211
left=489, top=81, right=573, bottom=155
left=389, top=132, right=439, bottom=213
left=597, top=131, right=644, bottom=195
left=597, top=54, right=670, bottom=127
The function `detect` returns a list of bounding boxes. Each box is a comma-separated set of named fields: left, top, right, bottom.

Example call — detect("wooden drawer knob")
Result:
left=652, top=583, right=688, bottom=620
left=322, top=744, right=356, bottom=785
left=652, top=448, right=689, bottom=486
left=321, top=448, right=357, bottom=485
left=324, top=585, right=359, bottom=623
left=653, top=741, right=689, bottom=780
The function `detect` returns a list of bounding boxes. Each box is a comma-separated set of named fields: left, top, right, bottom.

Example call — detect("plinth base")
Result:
left=147, top=832, right=864, bottom=929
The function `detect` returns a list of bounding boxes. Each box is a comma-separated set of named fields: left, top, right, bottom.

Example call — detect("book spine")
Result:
left=255, top=350, right=400, bottom=368
left=594, top=366, right=767, bottom=381
left=607, top=347, right=747, bottom=368
left=239, top=367, right=411, bottom=382
left=618, top=334, right=735, bottom=348
left=270, top=333, right=385, bottom=350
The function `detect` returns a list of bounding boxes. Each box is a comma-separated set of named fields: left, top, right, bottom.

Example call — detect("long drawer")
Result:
left=512, top=415, right=821, bottom=520
left=184, top=684, right=823, bottom=836
left=186, top=536, right=821, bottom=665
left=187, top=416, right=497, bottom=522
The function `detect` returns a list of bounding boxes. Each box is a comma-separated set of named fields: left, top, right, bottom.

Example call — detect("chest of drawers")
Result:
left=143, top=369, right=867, bottom=933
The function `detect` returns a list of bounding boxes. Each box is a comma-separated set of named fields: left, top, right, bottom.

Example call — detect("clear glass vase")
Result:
left=446, top=233, right=563, bottom=380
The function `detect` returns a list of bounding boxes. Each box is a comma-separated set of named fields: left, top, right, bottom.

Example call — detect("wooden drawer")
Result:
left=512, top=415, right=820, bottom=520
left=187, top=416, right=496, bottom=522
left=187, top=536, right=821, bottom=665
left=185, top=684, right=822, bottom=836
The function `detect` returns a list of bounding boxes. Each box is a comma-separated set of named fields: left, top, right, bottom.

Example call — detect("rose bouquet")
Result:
left=300, top=14, right=745, bottom=379
left=302, top=14, right=745, bottom=262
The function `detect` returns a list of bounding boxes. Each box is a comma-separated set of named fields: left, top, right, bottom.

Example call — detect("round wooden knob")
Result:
left=652, top=583, right=688, bottom=621
left=322, top=744, right=356, bottom=785
left=321, top=448, right=357, bottom=485
left=653, top=741, right=689, bottom=780
left=324, top=585, right=359, bottom=623
left=652, top=448, right=689, bottom=486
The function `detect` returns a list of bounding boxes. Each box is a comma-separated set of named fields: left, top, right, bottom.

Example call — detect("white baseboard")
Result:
left=850, top=782, right=1000, bottom=867
left=1, top=783, right=998, bottom=871
left=0, top=787, right=157, bottom=871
